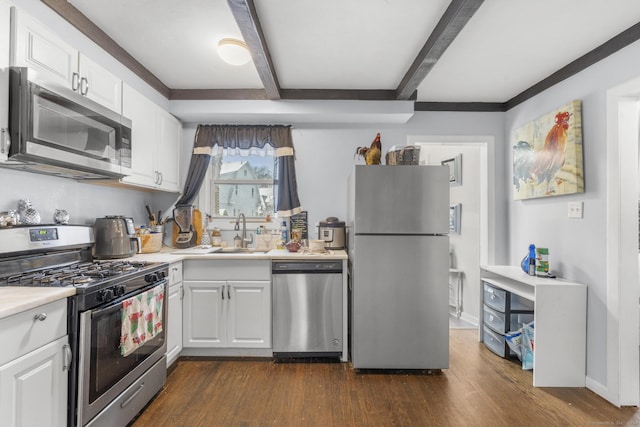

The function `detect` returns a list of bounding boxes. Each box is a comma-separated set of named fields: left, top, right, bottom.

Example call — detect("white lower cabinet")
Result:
left=183, top=260, right=271, bottom=349
left=166, top=261, right=183, bottom=367
left=0, top=299, right=69, bottom=427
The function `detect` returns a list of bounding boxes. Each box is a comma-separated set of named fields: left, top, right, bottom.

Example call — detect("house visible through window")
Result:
left=210, top=154, right=276, bottom=218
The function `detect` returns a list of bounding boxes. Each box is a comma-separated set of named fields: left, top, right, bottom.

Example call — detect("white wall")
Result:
left=0, top=168, right=157, bottom=227
left=505, top=37, right=640, bottom=395
left=181, top=112, right=507, bottom=257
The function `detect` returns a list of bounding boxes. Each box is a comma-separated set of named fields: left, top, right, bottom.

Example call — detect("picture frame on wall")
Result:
left=512, top=100, right=584, bottom=200
left=442, top=154, right=462, bottom=187
left=449, top=204, right=461, bottom=234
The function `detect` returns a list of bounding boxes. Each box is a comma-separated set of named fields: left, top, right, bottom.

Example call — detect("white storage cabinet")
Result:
left=121, top=83, right=181, bottom=192
left=0, top=299, right=70, bottom=427
left=166, top=261, right=183, bottom=367
left=183, top=260, right=271, bottom=349
left=10, top=7, right=122, bottom=113
left=480, top=265, right=587, bottom=387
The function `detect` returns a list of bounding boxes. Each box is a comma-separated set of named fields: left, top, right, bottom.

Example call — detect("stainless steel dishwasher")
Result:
left=272, top=260, right=343, bottom=357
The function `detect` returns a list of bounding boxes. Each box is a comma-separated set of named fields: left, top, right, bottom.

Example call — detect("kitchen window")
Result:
left=209, top=153, right=276, bottom=218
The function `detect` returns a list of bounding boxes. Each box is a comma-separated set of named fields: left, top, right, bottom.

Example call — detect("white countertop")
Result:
left=134, top=247, right=348, bottom=262
left=0, top=287, right=75, bottom=320
left=0, top=247, right=348, bottom=320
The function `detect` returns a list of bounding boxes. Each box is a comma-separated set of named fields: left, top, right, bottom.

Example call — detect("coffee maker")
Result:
left=174, top=205, right=197, bottom=248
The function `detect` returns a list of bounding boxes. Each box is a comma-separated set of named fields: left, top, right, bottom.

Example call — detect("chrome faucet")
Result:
left=234, top=213, right=253, bottom=248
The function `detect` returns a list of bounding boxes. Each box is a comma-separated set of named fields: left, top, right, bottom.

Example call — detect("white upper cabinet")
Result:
left=157, top=108, right=181, bottom=191
left=121, top=83, right=181, bottom=192
left=0, top=0, right=11, bottom=162
left=78, top=53, right=122, bottom=114
left=10, top=7, right=122, bottom=114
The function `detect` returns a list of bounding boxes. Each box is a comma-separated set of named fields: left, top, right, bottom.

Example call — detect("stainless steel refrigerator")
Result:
left=348, top=165, right=450, bottom=369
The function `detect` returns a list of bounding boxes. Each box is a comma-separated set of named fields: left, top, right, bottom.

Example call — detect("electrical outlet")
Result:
left=568, top=201, right=583, bottom=219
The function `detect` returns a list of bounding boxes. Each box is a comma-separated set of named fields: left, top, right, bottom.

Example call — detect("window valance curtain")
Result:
left=174, top=124, right=302, bottom=217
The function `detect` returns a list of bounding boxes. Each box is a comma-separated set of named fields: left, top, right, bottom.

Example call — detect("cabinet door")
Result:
left=121, top=84, right=157, bottom=188
left=0, top=336, right=68, bottom=427
left=11, top=8, right=78, bottom=90
left=156, top=108, right=181, bottom=192
left=78, top=53, right=122, bottom=114
left=169, top=261, right=183, bottom=286
left=183, top=280, right=226, bottom=347
left=166, top=283, right=183, bottom=367
left=227, top=280, right=271, bottom=348
left=0, top=0, right=10, bottom=162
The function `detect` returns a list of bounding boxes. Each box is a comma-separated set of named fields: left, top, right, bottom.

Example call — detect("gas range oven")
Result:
left=0, top=225, right=168, bottom=427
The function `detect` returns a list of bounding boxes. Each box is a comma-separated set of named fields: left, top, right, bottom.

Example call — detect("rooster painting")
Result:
left=530, top=111, right=571, bottom=195
left=512, top=100, right=584, bottom=200
left=356, top=133, right=382, bottom=165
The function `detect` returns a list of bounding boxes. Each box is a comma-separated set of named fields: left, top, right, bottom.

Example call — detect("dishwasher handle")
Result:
left=272, top=261, right=342, bottom=274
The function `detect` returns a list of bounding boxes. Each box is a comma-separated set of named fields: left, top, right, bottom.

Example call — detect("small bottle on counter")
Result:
left=528, top=244, right=536, bottom=276
left=281, top=220, right=288, bottom=242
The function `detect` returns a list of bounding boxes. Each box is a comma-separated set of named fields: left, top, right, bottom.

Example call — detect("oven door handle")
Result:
left=91, top=281, right=167, bottom=318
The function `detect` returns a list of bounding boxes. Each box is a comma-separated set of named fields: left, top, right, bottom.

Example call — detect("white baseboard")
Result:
left=586, top=376, right=619, bottom=407
left=461, top=312, right=478, bottom=326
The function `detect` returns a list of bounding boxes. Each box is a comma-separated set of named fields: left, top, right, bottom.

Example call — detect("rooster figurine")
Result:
left=530, top=111, right=570, bottom=195
left=355, top=133, right=382, bottom=165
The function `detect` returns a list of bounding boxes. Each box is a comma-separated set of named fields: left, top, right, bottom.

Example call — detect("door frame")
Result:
left=605, top=77, right=640, bottom=406
left=408, top=135, right=495, bottom=267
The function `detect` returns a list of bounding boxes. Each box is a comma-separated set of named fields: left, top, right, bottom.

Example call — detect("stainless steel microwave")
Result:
left=5, top=67, right=131, bottom=180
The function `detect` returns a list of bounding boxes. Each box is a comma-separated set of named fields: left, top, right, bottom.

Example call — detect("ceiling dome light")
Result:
left=218, top=38, right=251, bottom=66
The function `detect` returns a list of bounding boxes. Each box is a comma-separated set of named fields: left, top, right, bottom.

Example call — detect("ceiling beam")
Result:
left=227, top=0, right=281, bottom=100
left=395, top=0, right=484, bottom=100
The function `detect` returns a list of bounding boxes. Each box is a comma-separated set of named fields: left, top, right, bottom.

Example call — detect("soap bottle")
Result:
left=281, top=220, right=288, bottom=242
left=528, top=244, right=536, bottom=276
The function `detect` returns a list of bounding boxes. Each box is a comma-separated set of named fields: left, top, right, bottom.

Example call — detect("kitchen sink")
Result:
left=215, top=247, right=267, bottom=254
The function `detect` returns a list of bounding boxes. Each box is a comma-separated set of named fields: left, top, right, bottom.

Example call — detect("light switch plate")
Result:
left=568, top=201, right=583, bottom=219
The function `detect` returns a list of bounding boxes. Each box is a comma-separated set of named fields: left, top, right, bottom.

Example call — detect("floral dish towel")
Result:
left=120, top=284, right=164, bottom=356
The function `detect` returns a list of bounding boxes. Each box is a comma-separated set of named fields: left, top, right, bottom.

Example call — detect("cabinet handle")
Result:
left=222, top=285, right=225, bottom=300
left=0, top=128, right=9, bottom=154
left=158, top=172, right=163, bottom=185
left=34, top=313, right=47, bottom=321
left=80, top=77, right=89, bottom=96
left=72, top=72, right=80, bottom=91
left=62, top=344, right=72, bottom=371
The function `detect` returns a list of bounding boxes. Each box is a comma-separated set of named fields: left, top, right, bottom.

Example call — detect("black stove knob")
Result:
left=98, top=288, right=114, bottom=302
left=144, top=273, right=157, bottom=283
left=115, top=285, right=126, bottom=297
left=156, top=270, right=166, bottom=280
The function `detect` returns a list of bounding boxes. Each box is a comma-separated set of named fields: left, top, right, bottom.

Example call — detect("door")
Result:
left=350, top=165, right=450, bottom=235
left=0, top=336, right=68, bottom=427
left=12, top=7, right=78, bottom=90
left=156, top=109, right=181, bottom=191
left=78, top=53, right=122, bottom=114
left=166, top=282, right=183, bottom=367
left=121, top=83, right=157, bottom=188
left=352, top=234, right=449, bottom=369
left=227, top=281, right=271, bottom=348
left=183, top=280, right=226, bottom=347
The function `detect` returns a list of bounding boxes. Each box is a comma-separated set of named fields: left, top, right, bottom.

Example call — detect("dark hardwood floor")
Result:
left=132, top=330, right=639, bottom=426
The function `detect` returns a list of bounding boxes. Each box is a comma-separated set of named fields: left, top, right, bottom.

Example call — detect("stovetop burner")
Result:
left=2, top=259, right=152, bottom=288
